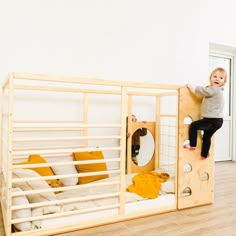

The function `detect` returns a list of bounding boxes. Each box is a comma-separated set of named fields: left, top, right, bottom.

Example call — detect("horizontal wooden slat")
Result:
left=11, top=204, right=120, bottom=224
left=13, top=145, right=84, bottom=151
left=13, top=135, right=121, bottom=142
left=13, top=123, right=121, bottom=128
left=13, top=72, right=183, bottom=90
left=12, top=180, right=120, bottom=197
left=12, top=146, right=121, bottom=155
left=12, top=170, right=120, bottom=183
left=160, top=114, right=177, bottom=117
left=14, top=84, right=121, bottom=95
left=12, top=192, right=120, bottom=211
left=12, top=158, right=120, bottom=168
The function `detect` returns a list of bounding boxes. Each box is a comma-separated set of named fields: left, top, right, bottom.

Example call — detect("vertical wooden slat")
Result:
left=155, top=96, right=161, bottom=169
left=119, top=86, right=127, bottom=215
left=83, top=93, right=88, bottom=148
left=7, top=73, right=14, bottom=235
left=0, top=74, right=6, bottom=194
left=175, top=89, right=180, bottom=208
left=0, top=73, right=7, bottom=235
left=126, top=95, right=133, bottom=174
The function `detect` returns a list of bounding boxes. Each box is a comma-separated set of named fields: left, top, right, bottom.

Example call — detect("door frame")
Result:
left=209, top=42, right=236, bottom=162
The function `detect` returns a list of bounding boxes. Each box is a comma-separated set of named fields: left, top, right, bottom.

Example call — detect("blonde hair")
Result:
left=209, top=67, right=227, bottom=84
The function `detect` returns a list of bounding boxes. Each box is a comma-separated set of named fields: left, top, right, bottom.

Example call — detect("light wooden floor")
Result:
left=1, top=161, right=236, bottom=236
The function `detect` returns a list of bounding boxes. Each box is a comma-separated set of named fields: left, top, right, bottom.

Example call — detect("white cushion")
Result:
left=161, top=180, right=175, bottom=194
left=12, top=169, right=57, bottom=202
left=12, top=187, right=32, bottom=231
left=12, top=168, right=61, bottom=227
left=46, top=156, right=78, bottom=186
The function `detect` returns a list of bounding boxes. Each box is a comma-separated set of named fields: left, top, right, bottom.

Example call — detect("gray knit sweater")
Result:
left=195, top=85, right=224, bottom=118
left=195, top=86, right=224, bottom=118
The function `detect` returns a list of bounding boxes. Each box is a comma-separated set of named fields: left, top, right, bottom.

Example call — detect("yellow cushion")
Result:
left=15, top=154, right=58, bottom=186
left=73, top=151, right=109, bottom=184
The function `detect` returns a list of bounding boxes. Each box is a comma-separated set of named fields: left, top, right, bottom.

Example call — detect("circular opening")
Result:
left=183, top=163, right=192, bottom=172
left=182, top=187, right=192, bottom=197
left=183, top=116, right=192, bottom=125
left=183, top=139, right=190, bottom=147
left=200, top=172, right=209, bottom=181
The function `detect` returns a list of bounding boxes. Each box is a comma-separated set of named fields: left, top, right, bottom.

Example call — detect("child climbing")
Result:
left=184, top=67, right=227, bottom=160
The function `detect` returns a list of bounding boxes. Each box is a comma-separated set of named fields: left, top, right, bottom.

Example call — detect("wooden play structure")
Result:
left=0, top=73, right=214, bottom=236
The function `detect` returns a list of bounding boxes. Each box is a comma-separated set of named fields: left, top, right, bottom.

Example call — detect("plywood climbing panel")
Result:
left=177, top=87, right=214, bottom=209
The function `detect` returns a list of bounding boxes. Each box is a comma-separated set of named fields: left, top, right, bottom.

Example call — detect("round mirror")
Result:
left=131, top=129, right=155, bottom=166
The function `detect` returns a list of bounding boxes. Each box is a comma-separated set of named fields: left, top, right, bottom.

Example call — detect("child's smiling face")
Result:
left=210, top=70, right=226, bottom=87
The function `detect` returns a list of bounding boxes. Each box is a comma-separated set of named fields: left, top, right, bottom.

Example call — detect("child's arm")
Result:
left=195, top=86, right=219, bottom=97
left=187, top=84, right=219, bottom=97
left=186, top=84, right=197, bottom=93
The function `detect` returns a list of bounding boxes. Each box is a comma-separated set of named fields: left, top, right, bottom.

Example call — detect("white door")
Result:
left=209, top=53, right=233, bottom=161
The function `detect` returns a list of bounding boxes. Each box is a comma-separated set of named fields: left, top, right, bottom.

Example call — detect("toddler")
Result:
left=184, top=67, right=227, bottom=160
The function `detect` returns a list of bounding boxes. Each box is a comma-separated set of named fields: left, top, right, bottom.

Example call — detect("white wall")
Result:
left=1, top=0, right=236, bottom=85
left=0, top=0, right=210, bottom=86
left=208, top=0, right=236, bottom=48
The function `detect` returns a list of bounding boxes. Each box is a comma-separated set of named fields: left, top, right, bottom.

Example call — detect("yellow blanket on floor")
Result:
left=127, top=172, right=170, bottom=199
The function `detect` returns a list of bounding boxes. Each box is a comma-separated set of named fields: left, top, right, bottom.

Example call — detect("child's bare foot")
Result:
left=201, top=156, right=207, bottom=160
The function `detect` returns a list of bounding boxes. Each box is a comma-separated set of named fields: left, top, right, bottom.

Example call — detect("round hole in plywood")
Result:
left=183, top=139, right=190, bottom=147
left=182, top=187, right=192, bottom=197
left=183, top=163, right=192, bottom=172
left=200, top=172, right=209, bottom=181
left=183, top=116, right=192, bottom=125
